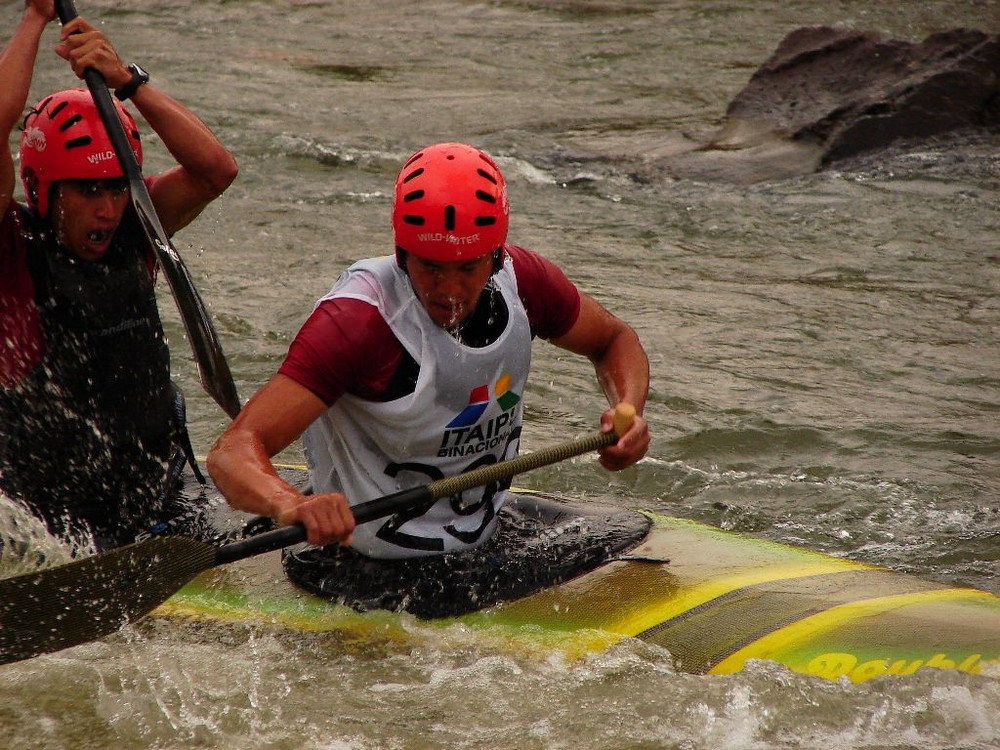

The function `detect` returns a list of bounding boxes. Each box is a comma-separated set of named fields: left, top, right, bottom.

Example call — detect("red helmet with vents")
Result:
left=19, top=88, right=142, bottom=219
left=392, top=143, right=509, bottom=264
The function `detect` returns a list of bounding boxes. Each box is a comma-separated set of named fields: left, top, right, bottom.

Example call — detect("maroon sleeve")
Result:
left=506, top=244, right=581, bottom=340
left=0, top=205, right=45, bottom=387
left=279, top=248, right=579, bottom=403
left=278, top=296, right=404, bottom=405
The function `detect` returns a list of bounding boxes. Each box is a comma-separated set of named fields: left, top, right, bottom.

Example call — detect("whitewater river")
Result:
left=2, top=1, right=999, bottom=748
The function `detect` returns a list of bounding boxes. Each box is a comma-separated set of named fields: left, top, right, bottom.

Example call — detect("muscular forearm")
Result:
left=129, top=84, right=238, bottom=198
left=207, top=425, right=356, bottom=548
left=592, top=324, right=651, bottom=471
left=54, top=16, right=238, bottom=232
left=206, top=431, right=306, bottom=520
left=206, top=376, right=356, bottom=547
left=0, top=9, right=48, bottom=132
left=1, top=9, right=50, bottom=205
left=591, top=323, right=649, bottom=414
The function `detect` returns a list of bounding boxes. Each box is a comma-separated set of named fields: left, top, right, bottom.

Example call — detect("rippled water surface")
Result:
left=2, top=1, right=999, bottom=748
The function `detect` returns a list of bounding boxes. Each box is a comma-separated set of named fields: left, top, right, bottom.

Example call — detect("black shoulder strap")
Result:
left=167, top=383, right=206, bottom=487
left=17, top=207, right=53, bottom=305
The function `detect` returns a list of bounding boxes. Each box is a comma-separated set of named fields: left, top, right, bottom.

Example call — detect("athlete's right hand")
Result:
left=276, top=492, right=355, bottom=548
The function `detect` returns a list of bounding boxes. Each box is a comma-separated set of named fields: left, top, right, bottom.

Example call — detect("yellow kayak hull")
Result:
left=156, top=500, right=1000, bottom=684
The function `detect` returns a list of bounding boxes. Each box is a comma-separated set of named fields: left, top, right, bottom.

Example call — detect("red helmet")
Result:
left=19, top=88, right=143, bottom=218
left=392, top=143, right=509, bottom=265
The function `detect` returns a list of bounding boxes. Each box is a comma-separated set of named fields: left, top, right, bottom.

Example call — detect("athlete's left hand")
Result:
left=55, top=17, right=132, bottom=89
left=597, top=404, right=649, bottom=471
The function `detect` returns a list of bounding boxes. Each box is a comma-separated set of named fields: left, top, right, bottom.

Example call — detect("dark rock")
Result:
left=660, top=26, right=999, bottom=183
left=730, top=26, right=998, bottom=161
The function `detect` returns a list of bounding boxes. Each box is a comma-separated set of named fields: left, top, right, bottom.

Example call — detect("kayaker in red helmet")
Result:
left=0, top=0, right=239, bottom=549
left=208, top=142, right=650, bottom=556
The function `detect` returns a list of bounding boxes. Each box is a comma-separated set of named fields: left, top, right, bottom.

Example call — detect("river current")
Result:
left=2, top=1, right=999, bottom=748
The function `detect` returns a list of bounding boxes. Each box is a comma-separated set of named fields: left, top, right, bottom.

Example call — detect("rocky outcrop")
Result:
left=661, top=26, right=999, bottom=182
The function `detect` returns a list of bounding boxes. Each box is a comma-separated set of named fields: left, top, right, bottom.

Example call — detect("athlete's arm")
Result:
left=0, top=2, right=53, bottom=211
left=206, top=374, right=356, bottom=548
left=55, top=17, right=238, bottom=234
left=509, top=244, right=650, bottom=469
left=551, top=292, right=650, bottom=470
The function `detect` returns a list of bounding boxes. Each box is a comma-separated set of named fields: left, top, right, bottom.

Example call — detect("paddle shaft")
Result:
left=215, top=423, right=625, bottom=564
left=53, top=0, right=241, bottom=419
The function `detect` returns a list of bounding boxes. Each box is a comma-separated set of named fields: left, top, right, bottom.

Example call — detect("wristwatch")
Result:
left=114, top=63, right=150, bottom=102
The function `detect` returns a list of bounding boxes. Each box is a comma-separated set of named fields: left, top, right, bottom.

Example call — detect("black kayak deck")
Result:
left=283, top=492, right=652, bottom=618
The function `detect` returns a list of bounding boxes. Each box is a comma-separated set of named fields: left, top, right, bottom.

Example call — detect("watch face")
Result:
left=116, top=64, right=150, bottom=101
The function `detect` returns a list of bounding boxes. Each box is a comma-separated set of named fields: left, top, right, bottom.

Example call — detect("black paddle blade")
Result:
left=136, top=204, right=242, bottom=419
left=0, top=536, right=216, bottom=665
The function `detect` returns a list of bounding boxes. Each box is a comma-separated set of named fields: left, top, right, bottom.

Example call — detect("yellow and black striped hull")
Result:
left=156, top=499, right=1000, bottom=684
left=472, top=513, right=1000, bottom=682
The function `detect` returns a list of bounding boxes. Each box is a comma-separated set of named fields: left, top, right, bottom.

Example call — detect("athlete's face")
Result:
left=405, top=253, right=495, bottom=329
left=50, top=178, right=130, bottom=261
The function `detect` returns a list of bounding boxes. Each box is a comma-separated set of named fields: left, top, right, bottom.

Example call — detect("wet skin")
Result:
left=404, top=253, right=496, bottom=329
left=51, top=178, right=130, bottom=261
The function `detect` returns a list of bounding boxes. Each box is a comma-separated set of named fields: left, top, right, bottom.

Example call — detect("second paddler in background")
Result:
left=0, top=0, right=239, bottom=549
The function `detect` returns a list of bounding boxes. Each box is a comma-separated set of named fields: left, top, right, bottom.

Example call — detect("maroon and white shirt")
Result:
left=280, top=245, right=581, bottom=558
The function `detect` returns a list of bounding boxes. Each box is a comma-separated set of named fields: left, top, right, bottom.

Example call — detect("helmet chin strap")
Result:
left=22, top=169, right=40, bottom=206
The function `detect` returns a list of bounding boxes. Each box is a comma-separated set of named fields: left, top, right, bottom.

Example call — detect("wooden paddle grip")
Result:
left=612, top=402, right=636, bottom=438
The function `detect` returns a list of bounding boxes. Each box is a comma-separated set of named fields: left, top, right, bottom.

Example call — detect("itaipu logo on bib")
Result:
left=438, top=373, right=520, bottom=458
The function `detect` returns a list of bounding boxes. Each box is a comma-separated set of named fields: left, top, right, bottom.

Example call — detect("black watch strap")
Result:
left=114, top=64, right=150, bottom=102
